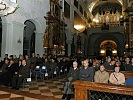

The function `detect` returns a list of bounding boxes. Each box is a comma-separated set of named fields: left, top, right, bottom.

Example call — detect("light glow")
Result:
left=125, top=44, right=129, bottom=48
left=117, top=0, right=123, bottom=5
left=112, top=50, right=117, bottom=54
left=100, top=50, right=105, bottom=54
left=93, top=18, right=99, bottom=23
left=120, top=15, right=123, bottom=18
left=74, top=25, right=85, bottom=30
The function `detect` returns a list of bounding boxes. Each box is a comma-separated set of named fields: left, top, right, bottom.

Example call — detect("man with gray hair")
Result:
left=62, top=61, right=79, bottom=100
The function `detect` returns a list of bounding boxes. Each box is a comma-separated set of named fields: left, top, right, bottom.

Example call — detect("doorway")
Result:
left=100, top=40, right=117, bottom=57
left=106, top=49, right=112, bottom=57
left=23, top=20, right=36, bottom=56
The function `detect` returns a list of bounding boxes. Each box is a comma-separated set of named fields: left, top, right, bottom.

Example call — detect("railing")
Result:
left=92, top=22, right=120, bottom=28
left=74, top=81, right=133, bottom=100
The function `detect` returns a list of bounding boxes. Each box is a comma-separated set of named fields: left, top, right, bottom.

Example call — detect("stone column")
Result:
left=66, top=40, right=72, bottom=57
left=70, top=0, right=74, bottom=30
left=129, top=17, right=132, bottom=55
left=1, top=21, right=25, bottom=58
left=80, top=34, right=85, bottom=55
left=84, top=36, right=88, bottom=57
left=74, top=34, right=78, bottom=55
left=1, top=22, right=8, bottom=58
left=35, top=32, right=44, bottom=57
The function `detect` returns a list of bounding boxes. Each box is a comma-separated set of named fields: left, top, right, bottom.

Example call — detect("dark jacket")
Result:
left=79, top=66, right=94, bottom=82
left=66, top=67, right=79, bottom=82
left=1, top=64, right=8, bottom=73
left=18, top=64, right=29, bottom=78
left=128, top=63, right=133, bottom=72
left=123, top=63, right=130, bottom=71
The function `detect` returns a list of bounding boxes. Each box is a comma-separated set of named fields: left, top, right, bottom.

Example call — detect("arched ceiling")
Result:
left=84, top=0, right=123, bottom=13
left=100, top=40, right=117, bottom=49
left=92, top=2, right=122, bottom=16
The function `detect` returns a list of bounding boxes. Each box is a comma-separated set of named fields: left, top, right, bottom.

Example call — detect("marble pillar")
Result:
left=1, top=21, right=25, bottom=58
left=66, top=40, right=72, bottom=56
left=35, top=32, right=44, bottom=57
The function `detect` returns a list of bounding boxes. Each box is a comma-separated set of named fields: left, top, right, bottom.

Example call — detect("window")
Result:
left=74, top=11, right=86, bottom=32
left=55, top=5, right=59, bottom=16
left=84, top=11, right=87, bottom=18
left=74, top=0, right=78, bottom=9
left=80, top=5, right=83, bottom=15
left=64, top=1, right=70, bottom=19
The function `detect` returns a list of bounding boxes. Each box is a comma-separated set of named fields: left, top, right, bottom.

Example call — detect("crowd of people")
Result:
left=0, top=53, right=72, bottom=90
left=62, top=56, right=133, bottom=100
left=0, top=53, right=132, bottom=100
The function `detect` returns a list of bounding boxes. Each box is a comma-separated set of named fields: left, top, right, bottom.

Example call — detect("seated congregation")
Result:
left=0, top=53, right=132, bottom=100
left=62, top=57, right=133, bottom=100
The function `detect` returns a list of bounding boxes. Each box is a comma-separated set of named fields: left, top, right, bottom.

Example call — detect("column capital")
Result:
left=12, top=21, right=26, bottom=27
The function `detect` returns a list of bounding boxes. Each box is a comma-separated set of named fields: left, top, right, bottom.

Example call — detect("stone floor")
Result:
left=0, top=77, right=72, bottom=100
left=21, top=78, right=65, bottom=99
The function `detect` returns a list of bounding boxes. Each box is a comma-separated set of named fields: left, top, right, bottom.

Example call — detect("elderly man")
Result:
left=62, top=61, right=79, bottom=100
left=109, top=66, right=125, bottom=85
left=123, top=57, right=130, bottom=71
left=94, top=65, right=109, bottom=83
left=12, top=59, right=29, bottom=90
left=79, top=59, right=94, bottom=82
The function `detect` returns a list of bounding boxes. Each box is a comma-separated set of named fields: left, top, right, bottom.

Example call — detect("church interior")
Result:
left=0, top=0, right=132, bottom=100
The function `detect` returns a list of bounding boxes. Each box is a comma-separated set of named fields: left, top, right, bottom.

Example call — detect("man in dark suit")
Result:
left=1, top=59, right=9, bottom=73
left=12, top=59, right=29, bottom=90
left=129, top=58, right=133, bottom=72
left=62, top=61, right=79, bottom=100
left=30, top=53, right=37, bottom=69
left=3, top=54, right=9, bottom=62
left=123, top=57, right=130, bottom=71
left=0, top=59, right=16, bottom=86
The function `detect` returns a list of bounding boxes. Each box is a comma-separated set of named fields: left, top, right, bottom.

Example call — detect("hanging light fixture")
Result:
left=0, top=0, right=18, bottom=16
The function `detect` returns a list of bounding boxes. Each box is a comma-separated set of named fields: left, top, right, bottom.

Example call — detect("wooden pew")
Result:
left=74, top=81, right=133, bottom=100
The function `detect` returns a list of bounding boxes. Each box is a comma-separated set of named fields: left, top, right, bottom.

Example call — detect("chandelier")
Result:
left=0, top=0, right=18, bottom=16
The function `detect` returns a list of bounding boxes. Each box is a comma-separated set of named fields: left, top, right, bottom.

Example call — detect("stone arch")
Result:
left=93, top=33, right=124, bottom=56
left=23, top=19, right=44, bottom=57
left=88, top=32, right=125, bottom=56
left=94, top=36, right=119, bottom=56
left=28, top=19, right=43, bottom=34
left=23, top=20, right=36, bottom=56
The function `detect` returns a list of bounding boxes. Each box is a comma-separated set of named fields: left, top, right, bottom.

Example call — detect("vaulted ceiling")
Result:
left=83, top=0, right=123, bottom=17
